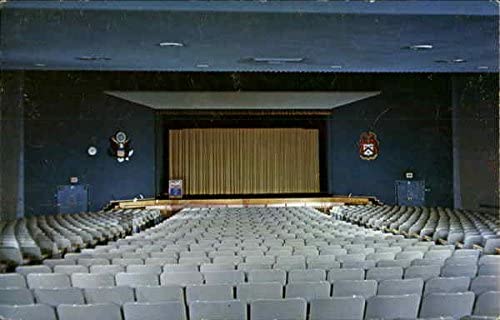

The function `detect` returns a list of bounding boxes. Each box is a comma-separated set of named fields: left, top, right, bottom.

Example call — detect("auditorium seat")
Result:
left=160, top=271, right=204, bottom=286
left=309, top=296, right=365, bottom=320
left=124, top=301, right=187, bottom=320
left=366, top=294, right=421, bottom=319
left=404, top=265, right=441, bottom=280
left=327, top=268, right=364, bottom=281
left=285, top=281, right=330, bottom=301
left=473, top=291, right=500, bottom=317
left=420, top=292, right=475, bottom=318
left=377, top=278, right=424, bottom=296
left=0, top=304, right=57, bottom=320
left=71, top=273, right=115, bottom=288
left=250, top=298, right=307, bottom=320
left=189, top=300, right=245, bottom=320
left=470, top=276, right=500, bottom=295
left=0, top=287, right=34, bottom=305
left=424, top=276, right=471, bottom=295
left=248, top=269, right=287, bottom=284
left=57, top=303, right=122, bottom=320
left=0, top=273, right=26, bottom=288
left=33, top=288, right=85, bottom=306
left=186, top=284, right=233, bottom=302
left=236, top=282, right=283, bottom=302
left=15, top=265, right=51, bottom=276
left=332, top=279, right=377, bottom=299
left=26, top=273, right=71, bottom=289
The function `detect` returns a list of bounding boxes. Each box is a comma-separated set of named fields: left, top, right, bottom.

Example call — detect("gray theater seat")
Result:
left=251, top=298, right=307, bottom=320
left=124, top=302, right=187, bottom=320
left=377, top=278, right=423, bottom=296
left=135, top=285, right=184, bottom=303
left=189, top=300, right=246, bottom=320
left=57, top=303, right=122, bottom=320
left=365, top=294, right=420, bottom=319
left=470, top=276, right=500, bottom=295
left=332, top=280, right=377, bottom=299
left=310, top=296, right=365, bottom=320
left=186, top=284, right=233, bottom=303
left=248, top=269, right=287, bottom=284
left=0, top=273, right=26, bottom=288
left=236, top=282, right=283, bottom=303
left=34, top=288, right=85, bottom=306
left=84, top=286, right=134, bottom=305
left=0, top=288, right=34, bottom=305
left=424, top=276, right=470, bottom=295
left=285, top=281, right=331, bottom=301
left=473, top=291, right=500, bottom=317
left=0, top=304, right=56, bottom=320
left=420, top=292, right=475, bottom=318
left=327, top=268, right=364, bottom=281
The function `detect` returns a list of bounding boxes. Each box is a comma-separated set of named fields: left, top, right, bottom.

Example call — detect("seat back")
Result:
left=473, top=291, right=500, bottom=317
left=236, top=282, right=283, bottom=303
left=332, top=280, right=377, bottom=299
left=84, top=286, right=134, bottom=305
left=124, top=302, right=187, bottom=320
left=251, top=298, right=307, bottom=320
left=189, top=300, right=246, bottom=320
left=0, top=288, right=34, bottom=305
left=135, top=285, right=184, bottom=303
left=186, top=284, right=233, bottom=303
left=34, top=288, right=85, bottom=306
left=420, top=292, right=475, bottom=318
left=309, top=296, right=365, bottom=320
left=57, top=303, right=122, bottom=320
left=27, top=273, right=70, bottom=289
left=0, top=304, right=56, bottom=320
left=365, top=294, right=420, bottom=319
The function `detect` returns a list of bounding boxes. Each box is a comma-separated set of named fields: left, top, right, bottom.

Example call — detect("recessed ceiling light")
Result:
left=34, top=63, right=46, bottom=67
left=158, top=42, right=184, bottom=47
left=330, top=65, right=342, bottom=69
left=196, top=64, right=209, bottom=68
left=402, top=44, right=433, bottom=51
left=249, top=57, right=305, bottom=64
left=76, top=56, right=111, bottom=61
left=477, top=66, right=489, bottom=70
left=452, top=58, right=466, bottom=63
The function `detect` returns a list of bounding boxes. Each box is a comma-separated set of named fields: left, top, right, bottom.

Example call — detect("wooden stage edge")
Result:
left=111, top=196, right=379, bottom=212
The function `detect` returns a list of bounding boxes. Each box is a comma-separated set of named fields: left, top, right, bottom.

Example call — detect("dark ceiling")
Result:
left=1, top=1, right=498, bottom=73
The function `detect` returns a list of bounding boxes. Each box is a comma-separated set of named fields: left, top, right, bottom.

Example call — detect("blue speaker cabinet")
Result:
left=395, top=180, right=425, bottom=206
left=56, top=185, right=89, bottom=214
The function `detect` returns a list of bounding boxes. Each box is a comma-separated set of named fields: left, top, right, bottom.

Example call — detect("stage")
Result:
left=110, top=195, right=379, bottom=216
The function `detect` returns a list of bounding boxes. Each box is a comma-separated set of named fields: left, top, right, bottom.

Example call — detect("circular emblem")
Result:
left=115, top=131, right=127, bottom=144
left=87, top=146, right=98, bottom=156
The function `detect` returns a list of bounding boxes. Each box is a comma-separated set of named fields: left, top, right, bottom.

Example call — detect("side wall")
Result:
left=328, top=76, right=454, bottom=207
left=452, top=74, right=499, bottom=211
left=23, top=73, right=156, bottom=215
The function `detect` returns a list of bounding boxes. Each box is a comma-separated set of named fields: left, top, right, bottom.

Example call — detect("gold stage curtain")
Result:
left=169, top=128, right=320, bottom=195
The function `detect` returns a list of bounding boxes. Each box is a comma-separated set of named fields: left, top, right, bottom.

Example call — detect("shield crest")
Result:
left=359, top=131, right=379, bottom=160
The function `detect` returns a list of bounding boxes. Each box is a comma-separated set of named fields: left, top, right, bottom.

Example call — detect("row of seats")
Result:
left=1, top=206, right=498, bottom=319
left=0, top=209, right=161, bottom=266
left=0, top=292, right=496, bottom=320
left=338, top=205, right=500, bottom=253
left=4, top=265, right=498, bottom=288
left=2, top=275, right=499, bottom=303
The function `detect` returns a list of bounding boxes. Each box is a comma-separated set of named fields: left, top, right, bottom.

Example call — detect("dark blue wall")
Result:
left=21, top=72, right=455, bottom=213
left=24, top=73, right=156, bottom=215
left=328, top=77, right=453, bottom=207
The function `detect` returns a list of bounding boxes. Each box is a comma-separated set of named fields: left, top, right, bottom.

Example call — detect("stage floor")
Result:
left=112, top=195, right=378, bottom=213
